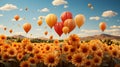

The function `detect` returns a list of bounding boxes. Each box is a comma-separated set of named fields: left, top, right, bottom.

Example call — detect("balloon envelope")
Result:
left=44, top=31, right=48, bottom=35
left=62, top=26, right=69, bottom=34
left=75, top=14, right=85, bottom=28
left=54, top=22, right=64, bottom=36
left=14, top=15, right=20, bottom=21
left=23, top=23, right=31, bottom=33
left=37, top=19, right=42, bottom=26
left=9, top=29, right=13, bottom=33
left=99, top=22, right=106, bottom=32
left=64, top=19, right=76, bottom=33
left=61, top=11, right=73, bottom=22
left=45, top=14, right=57, bottom=28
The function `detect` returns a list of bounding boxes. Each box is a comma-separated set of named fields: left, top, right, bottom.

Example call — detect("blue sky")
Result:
left=0, top=0, right=120, bottom=39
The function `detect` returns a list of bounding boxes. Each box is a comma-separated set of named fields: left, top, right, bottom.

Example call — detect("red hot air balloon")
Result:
left=61, top=11, right=73, bottom=22
left=54, top=22, right=64, bottom=36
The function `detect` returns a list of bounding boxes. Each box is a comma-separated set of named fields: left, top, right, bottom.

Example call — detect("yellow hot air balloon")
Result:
left=74, top=14, right=85, bottom=28
left=14, top=15, right=20, bottom=21
left=62, top=26, right=69, bottom=34
left=45, top=14, right=57, bottom=28
left=37, top=19, right=42, bottom=26
left=9, top=29, right=13, bottom=33
left=23, top=23, right=31, bottom=33
left=99, top=22, right=107, bottom=32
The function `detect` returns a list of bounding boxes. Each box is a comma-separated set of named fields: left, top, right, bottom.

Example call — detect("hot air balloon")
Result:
left=62, top=26, right=69, bottom=34
left=64, top=19, right=76, bottom=33
left=3, top=27, right=7, bottom=31
left=54, top=22, right=64, bottom=36
left=74, top=14, right=85, bottom=28
left=23, top=23, right=31, bottom=33
left=61, top=11, right=73, bottom=22
left=14, top=15, right=20, bottom=21
left=49, top=35, right=53, bottom=40
left=9, top=29, right=13, bottom=33
left=99, top=22, right=107, bottom=32
left=88, top=3, right=94, bottom=10
left=37, top=19, right=42, bottom=26
left=45, top=14, right=57, bottom=28
left=44, top=31, right=48, bottom=35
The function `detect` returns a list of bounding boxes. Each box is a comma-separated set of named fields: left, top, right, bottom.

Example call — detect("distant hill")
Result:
left=81, top=34, right=120, bottom=41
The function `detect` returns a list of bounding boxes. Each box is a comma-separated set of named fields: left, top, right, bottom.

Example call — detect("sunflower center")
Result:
left=92, top=46, right=97, bottom=51
left=30, top=59, right=35, bottom=64
left=94, top=58, right=99, bottom=63
left=64, top=47, right=68, bottom=52
left=82, top=47, right=88, bottom=53
left=46, top=46, right=50, bottom=50
left=68, top=55, right=72, bottom=60
left=49, top=57, right=55, bottom=63
left=86, top=61, right=91, bottom=66
left=23, top=63, right=29, bottom=67
left=1, top=37, right=5, bottom=40
left=4, top=54, right=9, bottom=60
left=28, top=46, right=33, bottom=51
left=9, top=50, right=14, bottom=55
left=113, top=51, right=117, bottom=56
left=97, top=52, right=102, bottom=57
left=75, top=57, right=82, bottom=63
left=70, top=48, right=75, bottom=52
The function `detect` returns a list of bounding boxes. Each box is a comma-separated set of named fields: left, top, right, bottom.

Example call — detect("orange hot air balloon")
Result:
left=49, top=35, right=53, bottom=40
left=44, top=31, right=48, bottom=35
left=9, top=29, right=13, bottom=33
left=45, top=14, right=57, bottom=28
left=37, top=19, right=42, bottom=26
left=62, top=26, right=69, bottom=34
left=23, top=23, right=31, bottom=33
left=64, top=19, right=76, bottom=33
left=14, top=15, right=20, bottom=21
left=75, top=14, right=85, bottom=28
left=99, top=22, right=107, bottom=32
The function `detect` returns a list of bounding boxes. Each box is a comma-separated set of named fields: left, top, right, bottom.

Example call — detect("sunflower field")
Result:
left=0, top=34, right=120, bottom=67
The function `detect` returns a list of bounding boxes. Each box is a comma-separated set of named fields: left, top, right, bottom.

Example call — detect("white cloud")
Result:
left=0, top=14, right=3, bottom=16
left=64, top=5, right=68, bottom=8
left=38, top=16, right=46, bottom=19
left=52, top=0, right=68, bottom=6
left=40, top=8, right=49, bottom=12
left=102, top=10, right=118, bottom=17
left=12, top=32, right=25, bottom=35
left=0, top=25, right=6, bottom=28
left=81, top=29, right=99, bottom=33
left=110, top=25, right=120, bottom=29
left=0, top=4, right=18, bottom=11
left=32, top=17, right=36, bottom=20
left=19, top=8, right=23, bottom=11
left=89, top=16, right=100, bottom=20
left=12, top=18, right=24, bottom=21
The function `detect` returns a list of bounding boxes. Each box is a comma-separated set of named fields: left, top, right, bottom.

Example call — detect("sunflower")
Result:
left=34, top=53, right=43, bottom=63
left=53, top=39, right=59, bottom=45
left=44, top=53, right=59, bottom=67
left=108, top=45, right=115, bottom=51
left=20, top=61, right=30, bottom=67
left=84, top=59, right=93, bottom=67
left=0, top=34, right=6, bottom=41
left=17, top=53, right=24, bottom=61
left=69, top=45, right=77, bottom=54
left=7, top=47, right=17, bottom=57
left=0, top=41, right=4, bottom=46
left=72, top=53, right=85, bottom=67
left=25, top=44, right=34, bottom=54
left=1, top=53, right=9, bottom=61
left=109, top=48, right=119, bottom=58
left=27, top=57, right=37, bottom=64
left=66, top=54, right=73, bottom=62
left=62, top=44, right=70, bottom=54
left=32, top=47, right=40, bottom=54
left=44, top=44, right=53, bottom=52
left=90, top=43, right=99, bottom=53
left=79, top=43, right=90, bottom=56
left=92, top=56, right=102, bottom=66
left=21, top=38, right=31, bottom=44
left=2, top=44, right=11, bottom=52
left=94, top=49, right=103, bottom=58
left=68, top=34, right=80, bottom=47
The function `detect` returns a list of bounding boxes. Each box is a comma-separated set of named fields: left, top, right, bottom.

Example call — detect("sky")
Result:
left=0, top=0, right=120, bottom=39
